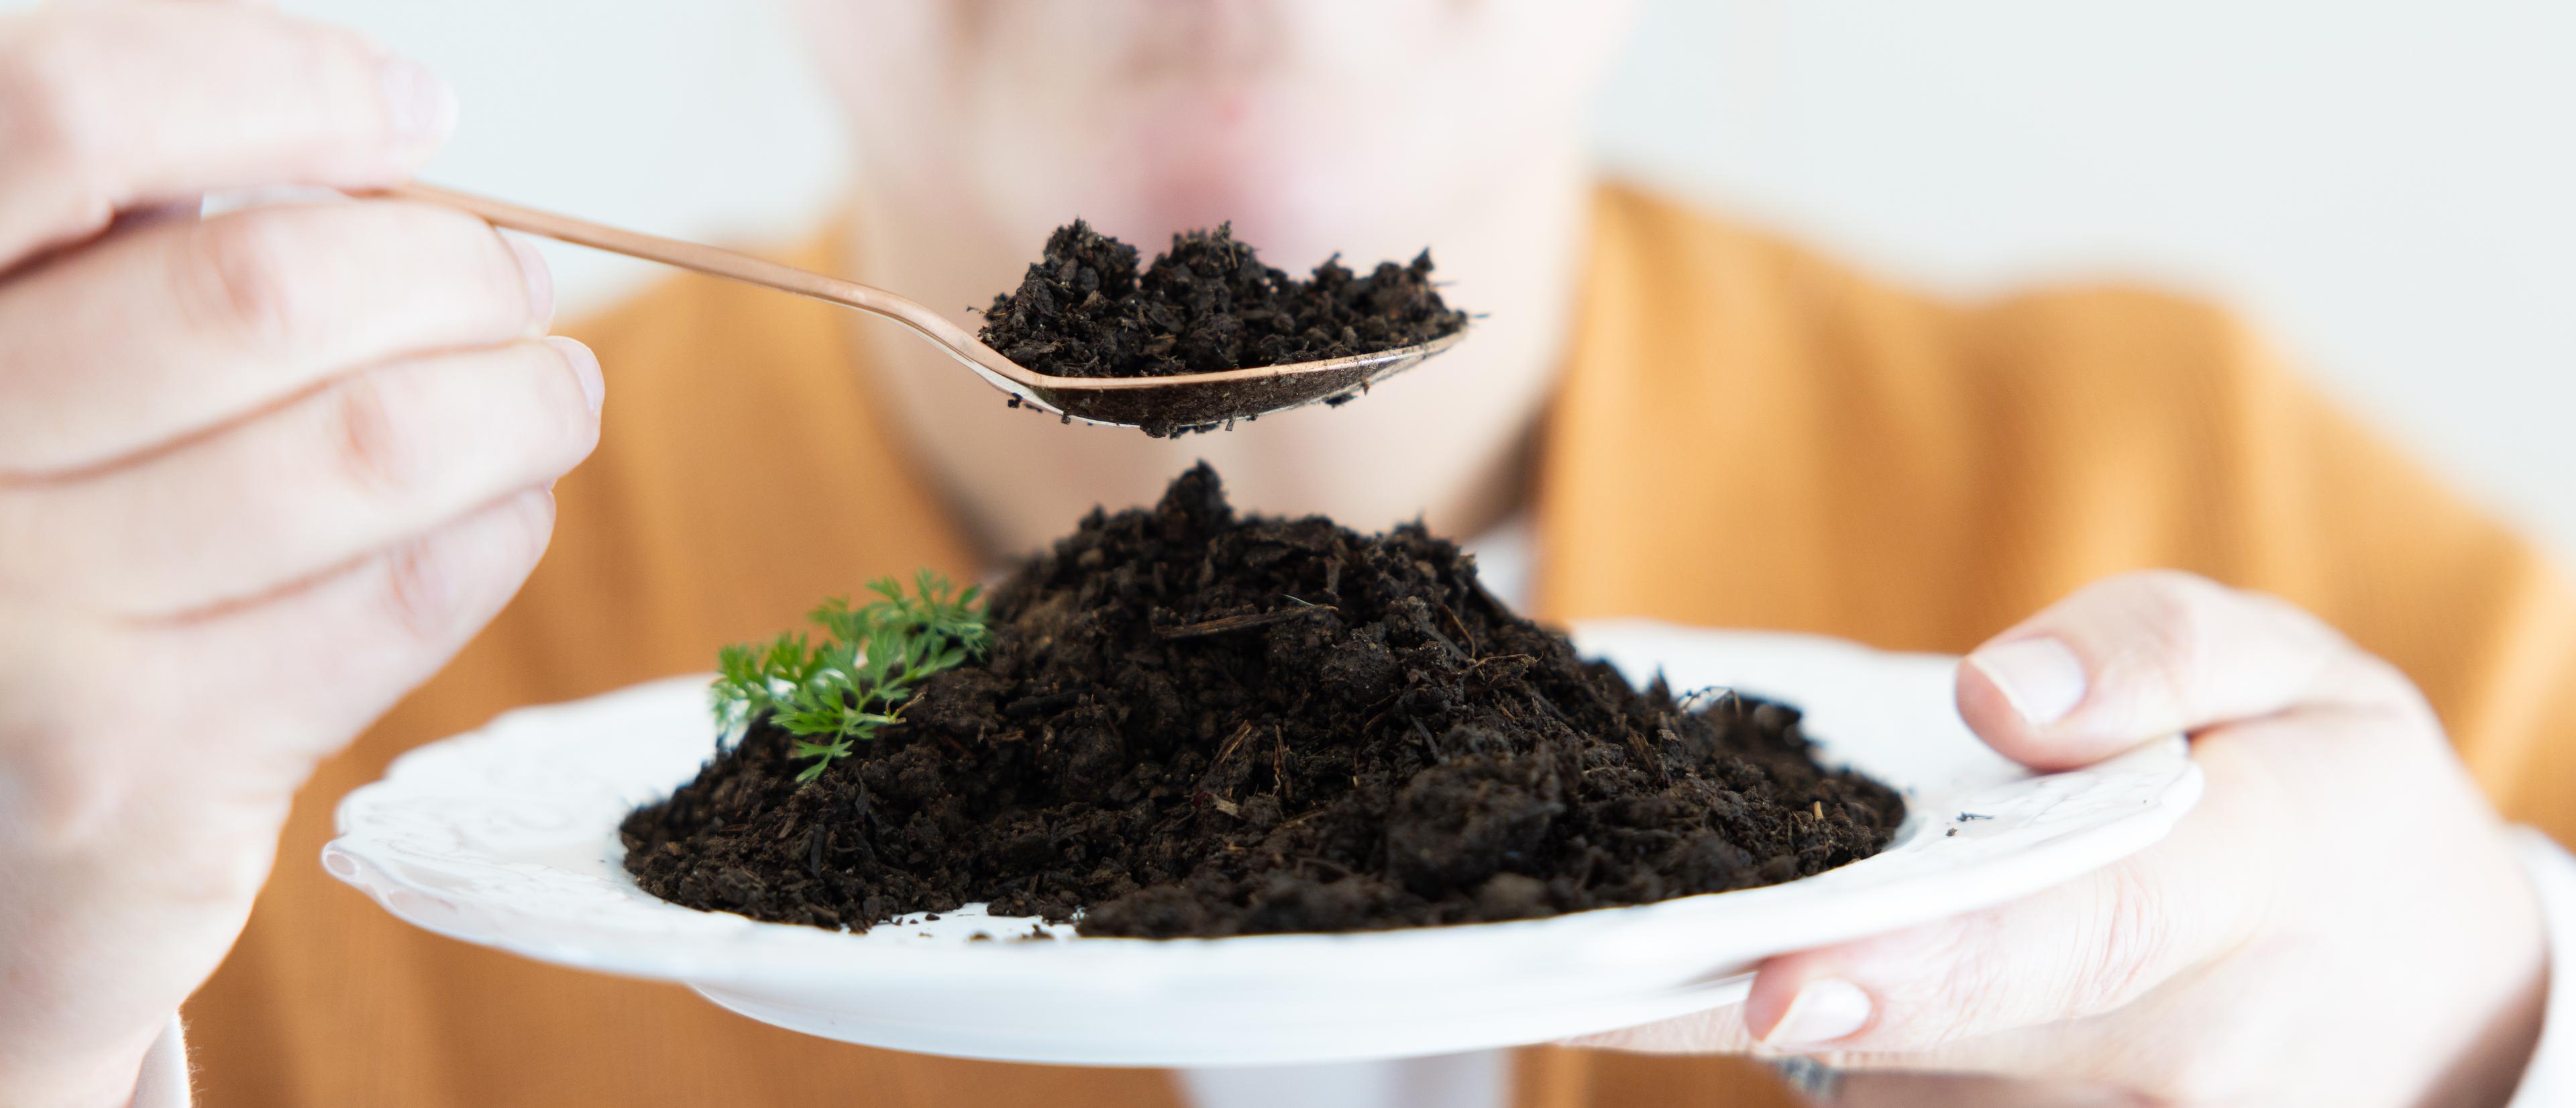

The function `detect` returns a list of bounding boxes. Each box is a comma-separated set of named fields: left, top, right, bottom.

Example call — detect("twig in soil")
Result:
left=1212, top=720, right=1257, bottom=768
left=1435, top=601, right=1479, bottom=656
left=1153, top=604, right=1340, bottom=640
left=1299, top=856, right=1354, bottom=879
left=1419, top=623, right=1470, bottom=663
left=1357, top=689, right=1408, bottom=735
left=1271, top=725, right=1293, bottom=801
left=1273, top=808, right=1328, bottom=835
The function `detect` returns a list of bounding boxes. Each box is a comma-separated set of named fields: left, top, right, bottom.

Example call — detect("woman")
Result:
left=0, top=2, right=2565, bottom=1105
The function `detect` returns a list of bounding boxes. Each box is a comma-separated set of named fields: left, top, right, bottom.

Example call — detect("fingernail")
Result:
left=1761, top=978, right=1872, bottom=1048
left=1968, top=636, right=2088, bottom=726
left=509, top=237, right=555, bottom=326
left=378, top=55, right=458, bottom=143
left=548, top=336, right=603, bottom=414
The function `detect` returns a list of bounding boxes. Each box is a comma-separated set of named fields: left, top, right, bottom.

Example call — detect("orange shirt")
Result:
left=185, top=185, right=2576, bottom=1107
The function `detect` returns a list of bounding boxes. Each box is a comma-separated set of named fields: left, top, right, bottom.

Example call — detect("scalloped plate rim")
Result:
left=321, top=621, right=2203, bottom=1064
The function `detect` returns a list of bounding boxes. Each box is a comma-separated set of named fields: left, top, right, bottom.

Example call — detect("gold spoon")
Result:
left=384, top=183, right=1466, bottom=432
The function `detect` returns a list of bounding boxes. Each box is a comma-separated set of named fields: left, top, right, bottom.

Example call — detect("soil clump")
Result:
left=975, top=221, right=1466, bottom=436
left=622, top=465, right=1901, bottom=938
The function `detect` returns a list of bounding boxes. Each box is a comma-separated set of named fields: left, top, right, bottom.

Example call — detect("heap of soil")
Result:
left=621, top=465, right=1902, bottom=938
left=976, top=220, right=1466, bottom=383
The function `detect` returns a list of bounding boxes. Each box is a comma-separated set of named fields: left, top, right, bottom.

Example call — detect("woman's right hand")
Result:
left=0, top=4, right=602, bottom=1105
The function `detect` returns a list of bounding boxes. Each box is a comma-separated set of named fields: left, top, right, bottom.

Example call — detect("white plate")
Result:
left=325, top=621, right=2200, bottom=1066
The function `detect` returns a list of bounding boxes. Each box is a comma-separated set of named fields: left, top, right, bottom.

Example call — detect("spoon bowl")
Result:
left=998, top=328, right=1464, bottom=432
left=384, top=183, right=1466, bottom=432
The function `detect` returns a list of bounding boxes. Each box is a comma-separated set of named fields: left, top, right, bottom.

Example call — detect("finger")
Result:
left=0, top=1, right=451, bottom=262
left=143, top=486, right=556, bottom=778
left=1729, top=742, right=2287, bottom=1061
left=1737, top=868, right=2200, bottom=1054
left=1558, top=1003, right=1758, bottom=1054
left=0, top=199, right=553, bottom=474
left=0, top=483, right=555, bottom=855
left=1576, top=726, right=2286, bottom=1062
left=1954, top=570, right=2418, bottom=770
left=1, top=338, right=600, bottom=615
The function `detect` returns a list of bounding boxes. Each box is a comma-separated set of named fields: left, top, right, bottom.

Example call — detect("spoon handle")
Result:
left=378, top=182, right=1456, bottom=409
left=378, top=181, right=1017, bottom=379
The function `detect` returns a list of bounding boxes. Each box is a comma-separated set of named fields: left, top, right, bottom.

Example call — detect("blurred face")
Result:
left=787, top=0, right=1639, bottom=265
left=782, top=0, right=1641, bottom=554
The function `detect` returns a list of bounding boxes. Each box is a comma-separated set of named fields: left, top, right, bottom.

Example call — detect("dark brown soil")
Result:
left=975, top=221, right=1467, bottom=436
left=621, top=465, right=1902, bottom=938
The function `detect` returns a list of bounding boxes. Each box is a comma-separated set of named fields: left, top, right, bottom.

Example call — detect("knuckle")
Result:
left=2104, top=571, right=2221, bottom=706
left=326, top=368, right=422, bottom=497
left=376, top=496, right=550, bottom=644
left=1, top=748, right=123, bottom=853
left=180, top=213, right=319, bottom=356
left=0, top=674, right=129, bottom=853
left=379, top=532, right=464, bottom=644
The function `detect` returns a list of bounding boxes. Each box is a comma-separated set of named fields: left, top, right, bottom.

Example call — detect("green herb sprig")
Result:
left=710, top=570, right=989, bottom=783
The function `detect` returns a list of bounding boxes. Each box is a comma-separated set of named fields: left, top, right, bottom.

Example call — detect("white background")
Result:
left=15, top=1, right=2574, bottom=558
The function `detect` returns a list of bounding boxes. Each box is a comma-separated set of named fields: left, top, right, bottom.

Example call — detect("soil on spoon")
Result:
left=620, top=464, right=1902, bottom=938
left=974, top=221, right=1468, bottom=436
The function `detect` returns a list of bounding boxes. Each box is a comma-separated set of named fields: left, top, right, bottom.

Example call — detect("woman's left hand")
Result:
left=1572, top=571, right=2551, bottom=1107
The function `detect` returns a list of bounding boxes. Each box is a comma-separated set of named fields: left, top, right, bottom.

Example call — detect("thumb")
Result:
left=1955, top=570, right=2408, bottom=771
left=1733, top=572, right=2335, bottom=1055
left=1574, top=753, right=2282, bottom=1062
left=1576, top=756, right=2306, bottom=1073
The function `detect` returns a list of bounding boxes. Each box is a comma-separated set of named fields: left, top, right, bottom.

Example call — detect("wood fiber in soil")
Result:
left=975, top=221, right=1467, bottom=436
left=621, top=465, right=1903, bottom=938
